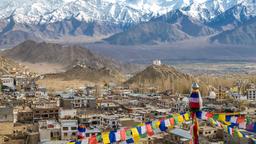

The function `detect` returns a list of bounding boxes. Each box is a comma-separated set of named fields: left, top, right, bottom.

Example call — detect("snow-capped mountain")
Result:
left=0, top=0, right=254, bottom=24
left=0, top=0, right=256, bottom=47
left=0, top=0, right=188, bottom=24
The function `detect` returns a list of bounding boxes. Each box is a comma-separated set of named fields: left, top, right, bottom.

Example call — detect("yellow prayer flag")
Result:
left=237, top=130, right=243, bottom=138
left=178, top=115, right=184, bottom=123
left=224, top=121, right=231, bottom=126
left=131, top=128, right=140, bottom=142
left=218, top=114, right=225, bottom=122
left=156, top=121, right=160, bottom=127
left=184, top=113, right=190, bottom=121
left=102, top=132, right=110, bottom=144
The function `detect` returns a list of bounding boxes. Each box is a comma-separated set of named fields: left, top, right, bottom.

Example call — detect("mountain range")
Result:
left=0, top=0, right=256, bottom=47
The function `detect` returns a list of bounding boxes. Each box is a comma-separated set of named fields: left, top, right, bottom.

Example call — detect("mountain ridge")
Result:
left=0, top=0, right=256, bottom=46
left=1, top=40, right=123, bottom=71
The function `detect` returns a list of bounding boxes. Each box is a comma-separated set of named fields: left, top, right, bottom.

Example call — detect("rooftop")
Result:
left=170, top=128, right=192, bottom=140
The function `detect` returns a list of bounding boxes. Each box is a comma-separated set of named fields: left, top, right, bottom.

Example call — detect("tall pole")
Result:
left=189, top=82, right=202, bottom=144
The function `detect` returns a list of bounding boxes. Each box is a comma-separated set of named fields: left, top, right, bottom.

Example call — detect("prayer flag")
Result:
left=115, top=130, right=121, bottom=142
left=184, top=113, right=190, bottom=121
left=136, top=127, right=142, bottom=135
left=218, top=114, right=226, bottom=122
left=213, top=114, right=219, bottom=120
left=237, top=116, right=245, bottom=123
left=201, top=111, right=207, bottom=120
left=206, top=112, right=213, bottom=119
left=109, top=131, right=116, bottom=143
left=239, top=122, right=246, bottom=129
left=141, top=125, right=146, bottom=134
left=196, top=111, right=202, bottom=119
left=230, top=116, right=238, bottom=123
left=89, top=135, right=98, bottom=144
left=126, top=130, right=132, bottom=140
left=178, top=115, right=184, bottom=123
left=146, top=124, right=154, bottom=136
left=159, top=120, right=167, bottom=132
left=170, top=118, right=175, bottom=126
left=228, top=127, right=233, bottom=136
left=102, top=132, right=110, bottom=144
left=164, top=119, right=171, bottom=127
left=131, top=128, right=140, bottom=142
left=226, top=115, right=231, bottom=122
left=78, top=125, right=86, bottom=132
left=126, top=138, right=134, bottom=144
left=81, top=138, right=89, bottom=144
left=120, top=129, right=126, bottom=141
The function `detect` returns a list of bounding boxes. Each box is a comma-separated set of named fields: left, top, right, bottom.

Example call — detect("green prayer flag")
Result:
left=213, top=114, right=219, bottom=120
left=174, top=116, right=179, bottom=124
left=126, top=130, right=132, bottom=139
left=96, top=134, right=102, bottom=142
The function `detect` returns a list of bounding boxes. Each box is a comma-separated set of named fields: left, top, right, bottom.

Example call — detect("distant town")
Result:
left=0, top=59, right=255, bottom=144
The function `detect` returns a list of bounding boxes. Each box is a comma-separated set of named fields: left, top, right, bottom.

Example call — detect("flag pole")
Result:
left=189, top=82, right=202, bottom=144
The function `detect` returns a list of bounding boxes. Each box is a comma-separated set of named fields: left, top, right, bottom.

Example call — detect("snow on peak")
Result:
left=0, top=0, right=255, bottom=24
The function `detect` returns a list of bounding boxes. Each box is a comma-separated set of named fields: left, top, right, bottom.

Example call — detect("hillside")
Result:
left=125, top=64, right=192, bottom=92
left=0, top=56, right=28, bottom=75
left=210, top=19, right=256, bottom=45
left=1, top=40, right=123, bottom=72
left=44, top=65, right=124, bottom=83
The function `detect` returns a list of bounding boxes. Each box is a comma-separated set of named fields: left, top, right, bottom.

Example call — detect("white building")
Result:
left=101, top=115, right=120, bottom=130
left=36, top=87, right=48, bottom=98
left=153, top=59, right=162, bottom=66
left=60, top=120, right=78, bottom=140
left=231, top=93, right=247, bottom=100
left=78, top=114, right=120, bottom=130
left=38, top=120, right=61, bottom=142
left=1, top=75, right=16, bottom=90
left=247, top=88, right=256, bottom=101
left=78, top=114, right=102, bottom=129
left=59, top=108, right=77, bottom=119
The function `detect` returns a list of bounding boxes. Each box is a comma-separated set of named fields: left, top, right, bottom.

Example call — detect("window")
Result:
left=63, top=127, right=69, bottom=131
left=72, top=132, right=76, bottom=136
left=42, top=114, right=48, bottom=118
left=71, top=127, right=77, bottom=130
left=64, top=133, right=68, bottom=137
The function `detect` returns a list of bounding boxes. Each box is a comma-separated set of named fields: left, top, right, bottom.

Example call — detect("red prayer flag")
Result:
left=237, top=116, right=245, bottom=123
left=206, top=112, right=213, bottom=119
left=170, top=118, right=175, bottom=126
left=120, top=129, right=126, bottom=141
left=89, top=135, right=98, bottom=144
left=146, top=124, right=154, bottom=136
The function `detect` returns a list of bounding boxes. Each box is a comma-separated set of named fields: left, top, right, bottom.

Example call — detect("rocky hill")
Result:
left=125, top=64, right=191, bottom=91
left=0, top=56, right=28, bottom=75
left=44, top=64, right=124, bottom=83
left=1, top=40, right=122, bottom=71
